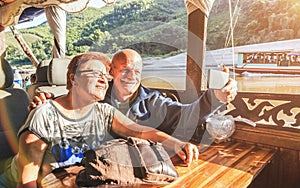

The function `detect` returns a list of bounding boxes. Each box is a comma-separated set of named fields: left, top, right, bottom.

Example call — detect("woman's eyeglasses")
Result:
left=76, top=69, right=113, bottom=81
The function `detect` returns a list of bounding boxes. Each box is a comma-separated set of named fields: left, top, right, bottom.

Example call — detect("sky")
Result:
left=89, top=0, right=106, bottom=8
left=6, top=0, right=106, bottom=31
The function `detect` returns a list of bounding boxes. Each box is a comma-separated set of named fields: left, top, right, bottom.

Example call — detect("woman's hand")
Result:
left=175, top=142, right=199, bottom=166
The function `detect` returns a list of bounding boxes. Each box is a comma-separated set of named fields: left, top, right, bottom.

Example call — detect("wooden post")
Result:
left=0, top=29, right=6, bottom=87
left=9, top=26, right=39, bottom=67
left=184, top=9, right=208, bottom=103
left=0, top=29, right=5, bottom=56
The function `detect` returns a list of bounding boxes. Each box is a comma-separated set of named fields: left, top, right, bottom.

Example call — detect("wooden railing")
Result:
left=227, top=92, right=300, bottom=129
left=224, top=92, right=300, bottom=188
left=158, top=89, right=300, bottom=188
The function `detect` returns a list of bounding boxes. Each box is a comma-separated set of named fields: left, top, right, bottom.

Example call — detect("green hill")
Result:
left=207, top=0, right=300, bottom=49
left=5, top=0, right=300, bottom=67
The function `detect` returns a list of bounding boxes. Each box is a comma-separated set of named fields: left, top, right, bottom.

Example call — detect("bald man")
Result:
left=103, top=49, right=237, bottom=143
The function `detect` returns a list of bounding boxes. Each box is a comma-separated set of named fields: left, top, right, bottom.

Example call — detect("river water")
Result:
left=141, top=41, right=300, bottom=94
left=235, top=73, right=300, bottom=94
left=142, top=66, right=300, bottom=94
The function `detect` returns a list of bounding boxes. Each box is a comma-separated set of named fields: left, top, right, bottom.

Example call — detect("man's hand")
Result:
left=28, top=91, right=54, bottom=111
left=213, top=67, right=238, bottom=103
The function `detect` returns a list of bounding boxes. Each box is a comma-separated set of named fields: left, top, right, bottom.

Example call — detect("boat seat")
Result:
left=0, top=58, right=30, bottom=173
left=27, top=58, right=69, bottom=99
left=27, top=59, right=51, bottom=99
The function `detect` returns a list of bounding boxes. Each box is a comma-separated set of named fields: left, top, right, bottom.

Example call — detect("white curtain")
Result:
left=0, top=0, right=89, bottom=30
left=45, top=6, right=66, bottom=58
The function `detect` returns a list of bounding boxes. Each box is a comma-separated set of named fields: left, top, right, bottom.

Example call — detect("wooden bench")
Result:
left=41, top=141, right=275, bottom=188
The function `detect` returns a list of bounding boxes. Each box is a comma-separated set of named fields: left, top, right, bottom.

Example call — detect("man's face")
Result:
left=111, top=58, right=142, bottom=98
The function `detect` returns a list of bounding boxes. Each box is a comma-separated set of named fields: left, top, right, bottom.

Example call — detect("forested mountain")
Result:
left=5, top=0, right=300, bottom=66
left=207, top=0, right=300, bottom=50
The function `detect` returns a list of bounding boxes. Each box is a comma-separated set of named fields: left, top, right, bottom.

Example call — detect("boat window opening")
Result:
left=4, top=0, right=300, bottom=94
left=4, top=0, right=188, bottom=91
left=65, top=0, right=189, bottom=91
left=206, top=0, right=300, bottom=95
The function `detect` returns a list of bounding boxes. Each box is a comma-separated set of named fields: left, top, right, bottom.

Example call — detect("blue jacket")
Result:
left=103, top=82, right=225, bottom=143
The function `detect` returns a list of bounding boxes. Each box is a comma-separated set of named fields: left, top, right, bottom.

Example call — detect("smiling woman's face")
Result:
left=74, top=59, right=109, bottom=102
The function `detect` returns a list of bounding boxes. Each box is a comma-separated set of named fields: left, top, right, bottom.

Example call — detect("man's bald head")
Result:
left=112, top=49, right=142, bottom=68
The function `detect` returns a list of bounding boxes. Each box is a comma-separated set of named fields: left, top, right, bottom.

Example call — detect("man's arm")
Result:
left=142, top=77, right=237, bottom=143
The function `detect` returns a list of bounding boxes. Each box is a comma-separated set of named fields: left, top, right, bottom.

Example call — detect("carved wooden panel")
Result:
left=226, top=92, right=300, bottom=129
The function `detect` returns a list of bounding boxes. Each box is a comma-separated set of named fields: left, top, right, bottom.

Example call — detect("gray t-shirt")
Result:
left=10, top=100, right=115, bottom=182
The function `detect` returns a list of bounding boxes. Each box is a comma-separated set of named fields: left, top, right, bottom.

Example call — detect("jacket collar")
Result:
left=104, top=81, right=155, bottom=106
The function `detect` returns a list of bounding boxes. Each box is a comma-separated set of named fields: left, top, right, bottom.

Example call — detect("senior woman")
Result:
left=1, top=52, right=198, bottom=187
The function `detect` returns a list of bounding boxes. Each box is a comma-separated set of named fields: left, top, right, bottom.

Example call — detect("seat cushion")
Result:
left=0, top=59, right=30, bottom=173
left=47, top=58, right=70, bottom=85
left=36, top=59, right=51, bottom=83
left=38, top=85, right=68, bottom=97
left=27, top=82, right=50, bottom=100
left=0, top=88, right=30, bottom=173
left=27, top=58, right=70, bottom=99
left=0, top=59, right=13, bottom=89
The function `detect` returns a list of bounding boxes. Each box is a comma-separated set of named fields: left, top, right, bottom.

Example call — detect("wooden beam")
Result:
left=232, top=124, right=300, bottom=151
left=0, top=29, right=5, bottom=56
left=185, top=9, right=207, bottom=103
left=0, top=30, right=6, bottom=87
left=9, top=26, right=39, bottom=67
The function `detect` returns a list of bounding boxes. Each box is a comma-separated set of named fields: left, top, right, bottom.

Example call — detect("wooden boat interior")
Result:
left=0, top=0, right=299, bottom=187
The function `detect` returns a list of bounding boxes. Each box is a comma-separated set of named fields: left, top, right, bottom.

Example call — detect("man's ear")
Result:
left=109, top=69, right=113, bottom=75
left=70, top=73, right=76, bottom=85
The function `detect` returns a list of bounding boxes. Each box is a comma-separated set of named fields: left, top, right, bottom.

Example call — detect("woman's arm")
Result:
left=111, top=110, right=199, bottom=166
left=17, top=131, right=47, bottom=188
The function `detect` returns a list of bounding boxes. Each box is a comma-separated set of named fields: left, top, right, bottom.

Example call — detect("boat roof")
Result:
left=0, top=0, right=90, bottom=30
